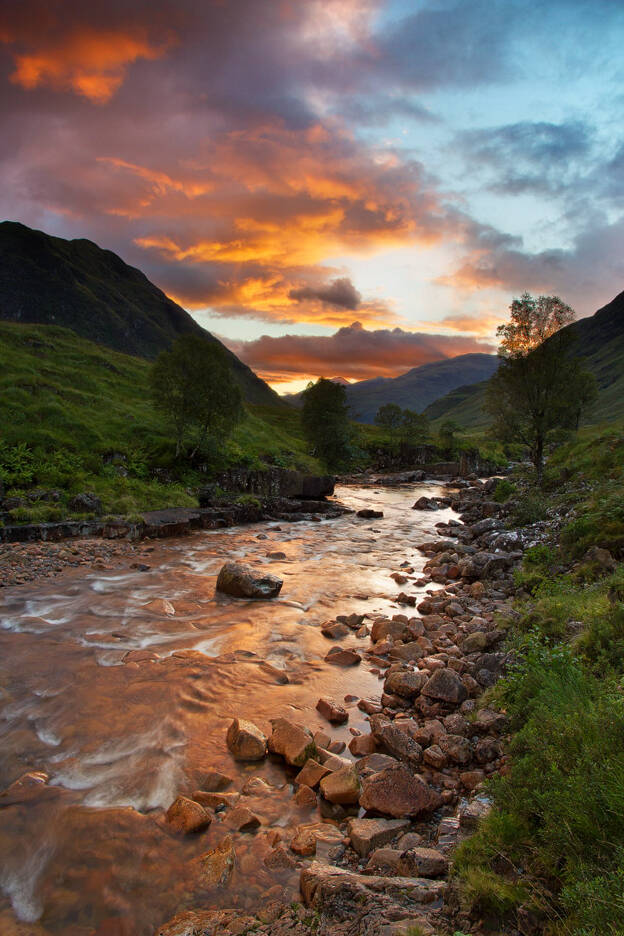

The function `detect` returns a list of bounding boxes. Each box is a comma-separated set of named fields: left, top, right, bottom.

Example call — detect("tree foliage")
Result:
left=401, top=408, right=430, bottom=443
left=375, top=403, right=403, bottom=435
left=301, top=378, right=352, bottom=469
left=150, top=335, right=244, bottom=457
left=438, top=419, right=461, bottom=453
left=486, top=294, right=596, bottom=482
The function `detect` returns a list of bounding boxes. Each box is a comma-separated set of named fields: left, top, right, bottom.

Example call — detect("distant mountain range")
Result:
left=425, top=290, right=624, bottom=427
left=285, top=353, right=499, bottom=423
left=0, top=221, right=281, bottom=407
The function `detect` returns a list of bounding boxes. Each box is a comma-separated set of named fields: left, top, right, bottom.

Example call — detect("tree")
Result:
left=150, top=335, right=244, bottom=457
left=301, top=378, right=352, bottom=469
left=400, top=409, right=430, bottom=443
left=485, top=293, right=596, bottom=482
left=375, top=403, right=403, bottom=439
left=438, top=419, right=461, bottom=453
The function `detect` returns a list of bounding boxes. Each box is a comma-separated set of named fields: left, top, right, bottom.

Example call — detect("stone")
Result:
left=475, top=737, right=503, bottom=763
left=290, top=823, right=343, bottom=856
left=374, top=723, right=423, bottom=768
left=166, top=796, right=211, bottom=833
left=325, top=646, right=361, bottom=666
left=349, top=734, right=377, bottom=757
left=216, top=561, right=283, bottom=599
left=192, top=791, right=240, bottom=810
left=295, top=758, right=330, bottom=789
left=264, top=845, right=296, bottom=870
left=384, top=670, right=428, bottom=698
left=321, top=621, right=350, bottom=639
left=371, top=618, right=409, bottom=642
left=347, top=817, right=410, bottom=857
left=399, top=847, right=449, bottom=878
left=0, top=770, right=49, bottom=806
left=199, top=770, right=233, bottom=792
left=224, top=806, right=261, bottom=831
left=267, top=550, right=287, bottom=560
left=439, top=734, right=473, bottom=766
left=193, top=836, right=236, bottom=887
left=389, top=641, right=425, bottom=662
left=422, top=668, right=468, bottom=704
left=359, top=764, right=442, bottom=818
left=300, top=861, right=447, bottom=913
left=357, top=509, right=384, bottom=518
left=356, top=753, right=399, bottom=778
left=460, top=770, right=485, bottom=790
left=412, top=497, right=439, bottom=511
left=397, top=832, right=424, bottom=850
left=316, top=697, right=349, bottom=724
left=461, top=631, right=490, bottom=654
left=295, top=784, right=317, bottom=807
left=423, top=745, right=447, bottom=769
left=319, top=765, right=361, bottom=804
left=366, top=847, right=403, bottom=872
left=459, top=796, right=492, bottom=829
left=226, top=718, right=267, bottom=761
left=268, top=718, right=318, bottom=767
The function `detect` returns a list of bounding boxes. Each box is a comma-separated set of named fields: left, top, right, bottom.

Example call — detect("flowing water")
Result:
left=0, top=483, right=453, bottom=936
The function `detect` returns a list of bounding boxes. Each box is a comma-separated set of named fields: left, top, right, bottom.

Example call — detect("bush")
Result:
left=493, top=478, right=517, bottom=502
left=510, top=488, right=548, bottom=525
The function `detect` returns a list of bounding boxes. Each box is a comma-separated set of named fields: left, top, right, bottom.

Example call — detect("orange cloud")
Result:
left=5, top=28, right=172, bottom=102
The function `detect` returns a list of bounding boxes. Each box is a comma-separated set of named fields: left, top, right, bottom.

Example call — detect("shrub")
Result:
left=493, top=478, right=517, bottom=502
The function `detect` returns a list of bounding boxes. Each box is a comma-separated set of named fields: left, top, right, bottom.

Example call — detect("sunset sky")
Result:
left=1, top=0, right=622, bottom=391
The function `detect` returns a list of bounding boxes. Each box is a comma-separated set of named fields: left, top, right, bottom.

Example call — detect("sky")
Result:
left=1, top=0, right=623, bottom=392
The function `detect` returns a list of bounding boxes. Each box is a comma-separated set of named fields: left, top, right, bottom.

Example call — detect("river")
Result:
left=0, top=482, right=453, bottom=936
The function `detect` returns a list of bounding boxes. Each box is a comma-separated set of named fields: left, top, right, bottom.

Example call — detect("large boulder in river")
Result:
left=359, top=764, right=441, bottom=818
left=216, top=562, right=282, bottom=599
left=226, top=718, right=267, bottom=761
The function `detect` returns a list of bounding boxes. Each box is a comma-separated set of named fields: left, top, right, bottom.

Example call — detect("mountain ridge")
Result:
left=0, top=220, right=281, bottom=407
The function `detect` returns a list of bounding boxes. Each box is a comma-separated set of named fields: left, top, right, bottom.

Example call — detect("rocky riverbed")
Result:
left=0, top=479, right=526, bottom=936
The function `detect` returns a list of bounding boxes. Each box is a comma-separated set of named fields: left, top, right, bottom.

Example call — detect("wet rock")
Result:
left=398, top=847, right=449, bottom=878
left=295, top=784, right=317, bottom=808
left=241, top=776, right=273, bottom=796
left=356, top=753, right=399, bottom=778
left=226, top=718, right=267, bottom=761
left=412, top=497, right=439, bottom=511
left=357, top=509, right=384, bottom=519
left=267, top=550, right=287, bottom=560
left=198, top=770, right=233, bottom=792
left=0, top=770, right=49, bottom=806
left=192, top=791, right=240, bottom=810
left=384, top=670, right=428, bottom=698
left=320, top=765, right=361, bottom=804
left=359, top=764, right=441, bottom=818
left=290, top=823, right=343, bottom=857
left=389, top=641, right=425, bottom=662
left=316, top=697, right=349, bottom=724
left=166, top=796, right=211, bottom=834
left=371, top=618, right=409, bottom=642
left=422, top=667, right=468, bottom=704
left=216, top=561, right=283, bottom=599
left=325, top=646, right=361, bottom=666
left=264, top=844, right=296, bottom=870
left=371, top=722, right=423, bottom=768
left=224, top=805, right=261, bottom=831
left=301, top=860, right=447, bottom=915
left=349, top=734, right=377, bottom=757
left=193, top=835, right=236, bottom=887
left=321, top=621, right=350, bottom=639
left=347, top=817, right=410, bottom=857
left=268, top=717, right=317, bottom=767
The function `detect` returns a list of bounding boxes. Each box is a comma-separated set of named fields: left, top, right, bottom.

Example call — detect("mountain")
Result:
left=0, top=220, right=281, bottom=406
left=338, top=353, right=499, bottom=423
left=425, top=291, right=624, bottom=428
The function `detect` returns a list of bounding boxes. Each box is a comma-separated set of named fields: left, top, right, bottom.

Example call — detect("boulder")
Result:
left=319, top=765, right=361, bottom=804
left=421, top=668, right=468, bottom=705
left=316, top=698, right=349, bottom=724
left=199, top=770, right=233, bottom=792
left=68, top=492, right=102, bottom=514
left=290, top=823, right=344, bottom=857
left=371, top=722, right=423, bottom=768
left=357, top=508, right=384, bottom=519
left=216, top=562, right=283, bottom=599
left=226, top=718, right=267, bottom=761
left=166, top=796, right=211, bottom=833
left=295, top=758, right=331, bottom=788
left=359, top=764, right=441, bottom=818
left=371, top=618, right=409, bottom=642
left=223, top=806, right=261, bottom=831
left=349, top=734, right=377, bottom=757
left=193, top=836, right=236, bottom=887
left=384, top=670, right=428, bottom=698
left=347, top=817, right=410, bottom=857
left=325, top=646, right=361, bottom=666
left=300, top=861, right=447, bottom=912
left=268, top=717, right=317, bottom=766
left=412, top=497, right=439, bottom=511
left=398, top=847, right=449, bottom=878
left=295, top=784, right=317, bottom=808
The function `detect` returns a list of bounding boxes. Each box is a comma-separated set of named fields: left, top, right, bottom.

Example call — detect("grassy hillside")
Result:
left=454, top=424, right=624, bottom=934
left=0, top=220, right=281, bottom=407
left=425, top=290, right=624, bottom=430
left=0, top=322, right=319, bottom=521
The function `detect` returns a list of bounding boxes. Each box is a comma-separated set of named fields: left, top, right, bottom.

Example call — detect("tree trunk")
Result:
left=534, top=434, right=544, bottom=485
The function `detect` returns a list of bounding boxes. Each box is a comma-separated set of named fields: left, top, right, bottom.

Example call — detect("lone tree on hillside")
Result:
left=401, top=409, right=430, bottom=443
left=301, top=378, right=352, bottom=469
left=485, top=293, right=596, bottom=482
left=150, top=335, right=244, bottom=457
left=375, top=403, right=403, bottom=440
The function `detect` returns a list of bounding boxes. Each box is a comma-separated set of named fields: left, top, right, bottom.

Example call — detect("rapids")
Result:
left=0, top=483, right=454, bottom=935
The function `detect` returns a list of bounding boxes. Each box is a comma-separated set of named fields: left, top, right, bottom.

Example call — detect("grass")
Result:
left=0, top=322, right=321, bottom=519
left=454, top=426, right=624, bottom=935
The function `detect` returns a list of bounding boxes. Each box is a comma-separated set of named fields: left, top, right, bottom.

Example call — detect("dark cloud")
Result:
left=289, top=277, right=361, bottom=310
left=225, top=321, right=495, bottom=383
